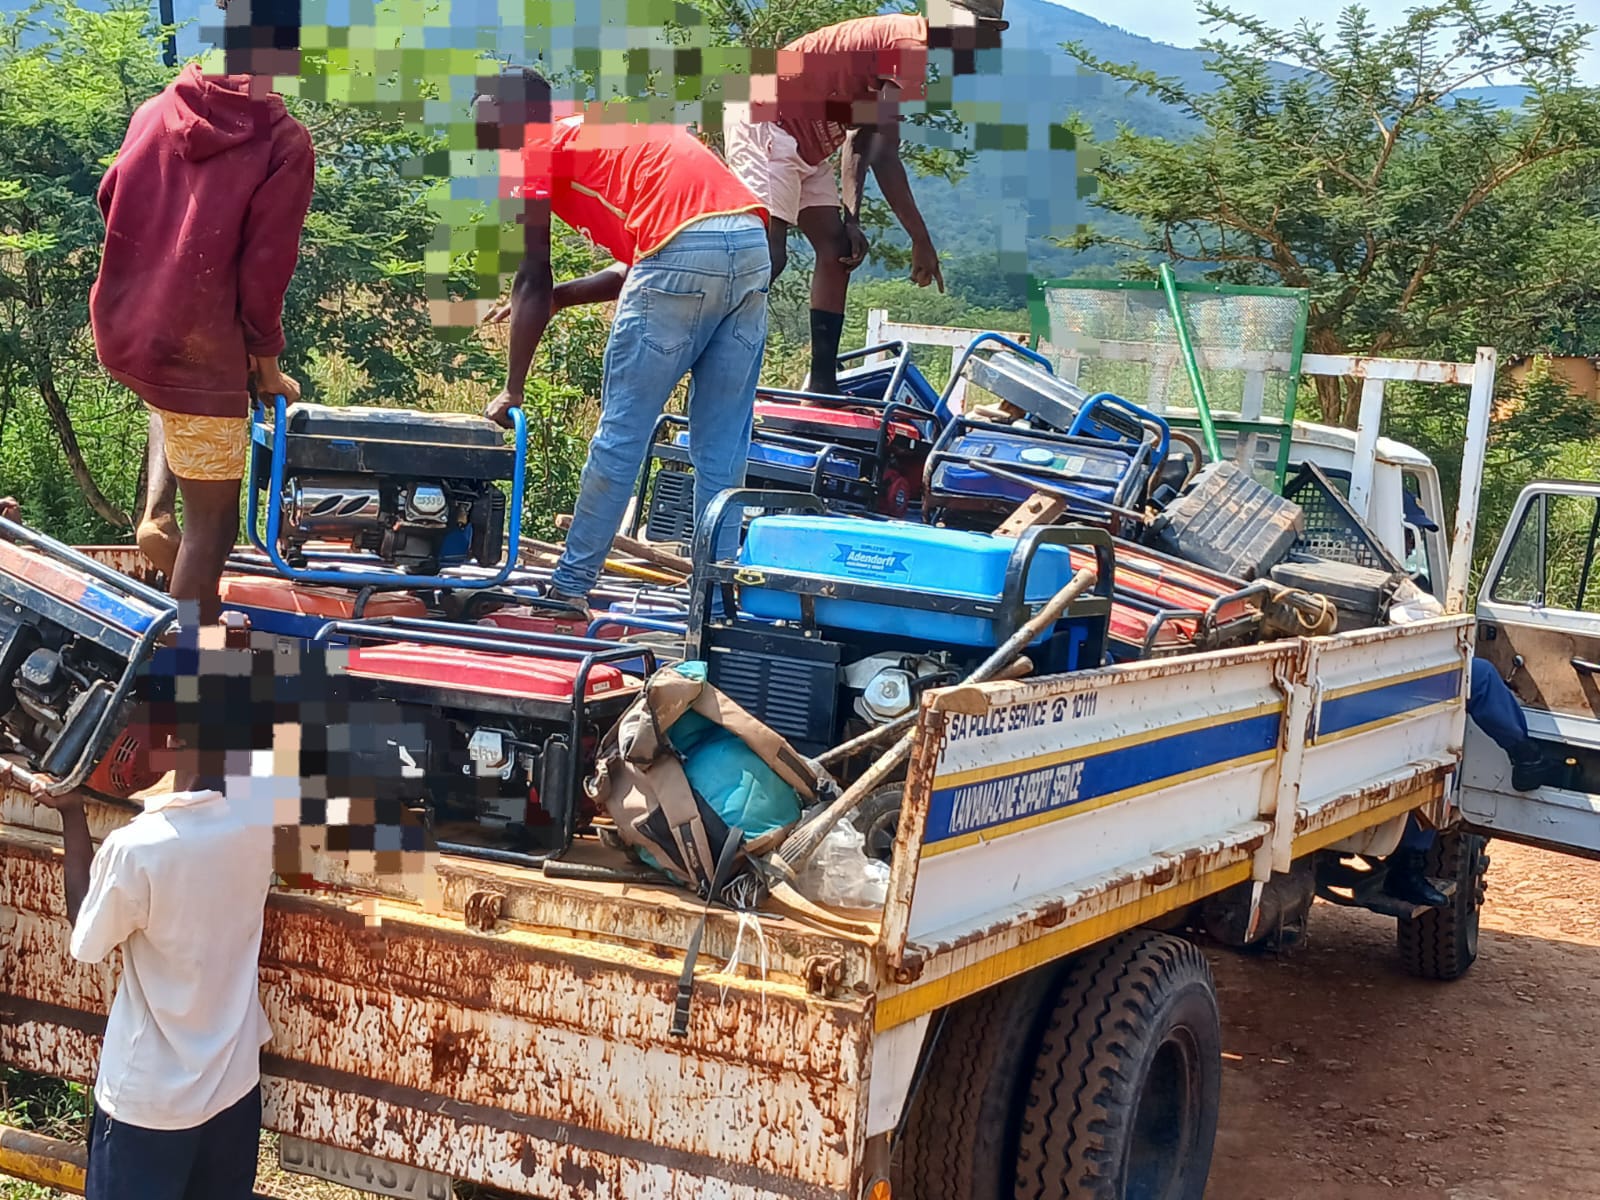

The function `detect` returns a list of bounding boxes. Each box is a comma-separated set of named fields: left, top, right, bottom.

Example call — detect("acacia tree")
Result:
left=1061, top=1, right=1600, bottom=427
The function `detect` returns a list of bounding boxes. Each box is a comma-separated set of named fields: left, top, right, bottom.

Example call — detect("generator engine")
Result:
left=280, top=475, right=505, bottom=572
left=252, top=403, right=516, bottom=575
left=329, top=621, right=650, bottom=855
left=688, top=491, right=1115, bottom=758
left=0, top=530, right=176, bottom=797
left=842, top=652, right=958, bottom=728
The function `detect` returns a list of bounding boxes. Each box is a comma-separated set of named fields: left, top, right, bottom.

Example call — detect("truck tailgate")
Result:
left=0, top=795, right=879, bottom=1200
left=875, top=616, right=1472, bottom=1029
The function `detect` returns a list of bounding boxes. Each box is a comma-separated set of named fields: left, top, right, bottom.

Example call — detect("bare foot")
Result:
left=136, top=514, right=181, bottom=578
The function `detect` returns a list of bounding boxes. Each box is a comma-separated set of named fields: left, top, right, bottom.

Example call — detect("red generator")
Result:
left=323, top=618, right=653, bottom=859
left=218, top=573, right=430, bottom=643
left=637, top=345, right=944, bottom=545
left=1063, top=539, right=1265, bottom=661
left=750, top=386, right=937, bottom=517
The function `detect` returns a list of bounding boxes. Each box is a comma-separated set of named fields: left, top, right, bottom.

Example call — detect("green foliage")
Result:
left=0, top=0, right=616, bottom=539
left=685, top=0, right=885, bottom=55
left=1385, top=355, right=1600, bottom=589
left=0, top=1067, right=89, bottom=1143
left=1060, top=1, right=1600, bottom=428
left=277, top=98, right=498, bottom=406
left=0, top=0, right=173, bottom=534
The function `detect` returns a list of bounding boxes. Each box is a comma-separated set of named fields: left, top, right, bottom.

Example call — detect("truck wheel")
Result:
left=1012, top=931, right=1221, bottom=1200
left=899, top=963, right=1066, bottom=1200
left=1396, top=830, right=1489, bottom=981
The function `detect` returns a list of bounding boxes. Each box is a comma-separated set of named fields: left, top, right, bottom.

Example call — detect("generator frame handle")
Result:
left=947, top=458, right=1151, bottom=525
left=999, top=525, right=1115, bottom=645
left=314, top=615, right=657, bottom=677
left=684, top=488, right=824, bottom=658
left=1138, top=607, right=1209, bottom=657
left=1074, top=392, right=1172, bottom=466
left=635, top=412, right=863, bottom=539
left=0, top=517, right=179, bottom=797
left=755, top=391, right=941, bottom=504
left=830, top=340, right=912, bottom=406
left=585, top=614, right=688, bottom=640
left=248, top=394, right=529, bottom=591
left=939, top=332, right=1056, bottom=414
left=834, top=338, right=909, bottom=371
left=756, top=387, right=942, bottom=446
left=922, top=415, right=1158, bottom=518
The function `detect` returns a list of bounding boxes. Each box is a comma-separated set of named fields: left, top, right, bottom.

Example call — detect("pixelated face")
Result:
left=214, top=0, right=302, bottom=81
left=473, top=72, right=552, bottom=152
left=134, top=634, right=282, bottom=787
left=131, top=632, right=438, bottom=878
left=928, top=20, right=1005, bottom=76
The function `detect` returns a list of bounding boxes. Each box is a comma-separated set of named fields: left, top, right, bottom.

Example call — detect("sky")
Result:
left=1050, top=0, right=1600, bottom=84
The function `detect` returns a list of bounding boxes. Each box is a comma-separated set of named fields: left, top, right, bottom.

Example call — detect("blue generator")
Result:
left=685, top=490, right=1114, bottom=757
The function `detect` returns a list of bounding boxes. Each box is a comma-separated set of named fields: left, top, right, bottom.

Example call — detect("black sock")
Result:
left=809, top=309, right=846, bottom=394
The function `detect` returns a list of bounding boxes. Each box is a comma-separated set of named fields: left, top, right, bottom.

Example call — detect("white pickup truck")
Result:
left=0, top=336, right=1593, bottom=1200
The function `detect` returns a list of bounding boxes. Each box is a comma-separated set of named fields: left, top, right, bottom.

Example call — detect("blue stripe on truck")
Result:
left=923, top=710, right=1282, bottom=852
left=1313, top=665, right=1462, bottom=743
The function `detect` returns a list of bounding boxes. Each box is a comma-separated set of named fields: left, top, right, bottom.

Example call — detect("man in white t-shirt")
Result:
left=33, top=633, right=282, bottom=1200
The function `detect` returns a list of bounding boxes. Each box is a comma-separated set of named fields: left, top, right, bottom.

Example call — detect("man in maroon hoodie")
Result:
left=93, top=4, right=313, bottom=627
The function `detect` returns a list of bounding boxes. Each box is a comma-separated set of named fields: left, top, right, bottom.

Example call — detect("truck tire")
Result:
left=1396, top=830, right=1489, bottom=981
left=899, top=963, right=1066, bottom=1200
left=1012, top=931, right=1221, bottom=1200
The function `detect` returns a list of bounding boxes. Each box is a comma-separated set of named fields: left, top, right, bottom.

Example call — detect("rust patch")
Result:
left=261, top=1056, right=851, bottom=1200
left=72, top=546, right=160, bottom=586
left=558, top=1155, right=602, bottom=1193
left=1032, top=902, right=1068, bottom=929
left=1, top=832, right=875, bottom=1198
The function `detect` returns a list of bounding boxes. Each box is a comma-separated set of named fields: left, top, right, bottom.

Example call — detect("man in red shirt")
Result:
left=476, top=69, right=770, bottom=615
left=94, top=0, right=314, bottom=627
left=724, top=0, right=1006, bottom=394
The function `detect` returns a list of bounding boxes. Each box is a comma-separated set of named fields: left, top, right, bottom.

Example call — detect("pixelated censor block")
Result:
left=205, top=0, right=1099, bottom=327
left=136, top=627, right=442, bottom=902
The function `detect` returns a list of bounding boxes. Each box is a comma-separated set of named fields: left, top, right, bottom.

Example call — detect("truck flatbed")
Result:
left=0, top=608, right=1471, bottom=1198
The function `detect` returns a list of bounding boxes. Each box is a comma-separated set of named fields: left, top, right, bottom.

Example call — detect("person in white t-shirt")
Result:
left=32, top=635, right=281, bottom=1200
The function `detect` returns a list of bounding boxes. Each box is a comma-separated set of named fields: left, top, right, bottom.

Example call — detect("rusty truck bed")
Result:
left=0, top=543, right=1472, bottom=1197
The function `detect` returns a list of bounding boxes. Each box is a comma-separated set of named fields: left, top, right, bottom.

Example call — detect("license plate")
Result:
left=278, top=1136, right=453, bottom=1200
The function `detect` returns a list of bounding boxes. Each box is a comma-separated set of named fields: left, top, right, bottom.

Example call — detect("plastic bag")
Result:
left=1388, top=579, right=1445, bottom=625
left=795, top=820, right=891, bottom=911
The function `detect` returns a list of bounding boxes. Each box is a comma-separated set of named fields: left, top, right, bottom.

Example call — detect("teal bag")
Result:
left=666, top=709, right=801, bottom=842
left=594, top=660, right=828, bottom=896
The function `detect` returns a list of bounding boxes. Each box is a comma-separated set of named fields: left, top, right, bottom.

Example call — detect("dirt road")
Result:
left=1204, top=840, right=1600, bottom=1200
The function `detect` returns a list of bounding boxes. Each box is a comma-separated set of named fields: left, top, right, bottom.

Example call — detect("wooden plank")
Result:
left=553, top=515, right=692, bottom=577
left=994, top=493, right=1069, bottom=538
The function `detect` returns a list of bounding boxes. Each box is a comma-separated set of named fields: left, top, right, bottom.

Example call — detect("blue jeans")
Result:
left=553, top=213, right=770, bottom=598
left=86, top=1085, right=261, bottom=1200
left=1467, top=655, right=1530, bottom=753
left=1401, top=657, right=1530, bottom=851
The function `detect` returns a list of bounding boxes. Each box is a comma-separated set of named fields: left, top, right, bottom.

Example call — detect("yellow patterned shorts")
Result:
left=146, top=406, right=249, bottom=482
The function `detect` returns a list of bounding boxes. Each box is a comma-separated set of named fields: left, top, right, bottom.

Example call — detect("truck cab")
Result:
left=1202, top=421, right=1600, bottom=865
